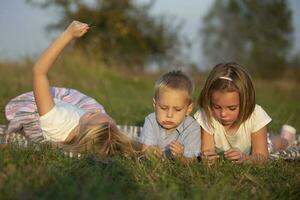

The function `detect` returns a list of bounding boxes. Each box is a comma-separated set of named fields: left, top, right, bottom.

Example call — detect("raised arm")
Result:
left=33, top=21, right=89, bottom=116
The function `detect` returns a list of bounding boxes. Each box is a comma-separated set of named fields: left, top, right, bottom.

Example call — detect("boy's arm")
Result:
left=139, top=115, right=156, bottom=148
left=33, top=21, right=89, bottom=116
left=139, top=115, right=163, bottom=157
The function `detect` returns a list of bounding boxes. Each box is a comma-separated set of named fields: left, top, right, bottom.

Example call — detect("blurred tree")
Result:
left=27, top=0, right=182, bottom=70
left=201, top=0, right=293, bottom=77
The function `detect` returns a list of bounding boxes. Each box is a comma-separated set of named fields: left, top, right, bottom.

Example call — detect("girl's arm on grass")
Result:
left=32, top=21, right=89, bottom=116
left=201, top=128, right=219, bottom=165
left=249, top=126, right=269, bottom=162
left=225, top=126, right=269, bottom=164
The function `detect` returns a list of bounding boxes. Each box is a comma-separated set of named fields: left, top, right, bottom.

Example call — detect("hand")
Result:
left=169, top=141, right=184, bottom=157
left=65, top=20, right=90, bottom=39
left=201, top=149, right=219, bottom=166
left=224, top=148, right=245, bottom=163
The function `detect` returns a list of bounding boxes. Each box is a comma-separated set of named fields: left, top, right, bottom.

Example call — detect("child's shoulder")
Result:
left=254, top=104, right=264, bottom=111
left=143, top=112, right=158, bottom=125
left=181, top=115, right=201, bottom=131
left=145, top=112, right=156, bottom=119
left=186, top=114, right=198, bottom=123
left=193, top=108, right=209, bottom=122
left=245, top=104, right=272, bottom=131
left=252, top=104, right=270, bottom=118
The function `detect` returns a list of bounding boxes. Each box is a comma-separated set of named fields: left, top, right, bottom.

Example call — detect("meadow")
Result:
left=0, top=54, right=299, bottom=199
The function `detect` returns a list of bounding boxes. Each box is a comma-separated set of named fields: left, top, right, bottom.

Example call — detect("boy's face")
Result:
left=153, top=87, right=193, bottom=133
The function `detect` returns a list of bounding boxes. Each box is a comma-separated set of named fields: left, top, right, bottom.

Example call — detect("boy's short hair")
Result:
left=154, top=70, right=194, bottom=101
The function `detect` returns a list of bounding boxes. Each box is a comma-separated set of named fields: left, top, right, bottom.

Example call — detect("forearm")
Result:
left=31, top=21, right=89, bottom=116
left=33, top=31, right=73, bottom=75
left=32, top=31, right=74, bottom=115
left=241, top=153, right=269, bottom=164
left=246, top=127, right=269, bottom=164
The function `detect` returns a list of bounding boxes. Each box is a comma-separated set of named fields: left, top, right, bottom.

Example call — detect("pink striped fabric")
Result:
left=5, top=87, right=105, bottom=143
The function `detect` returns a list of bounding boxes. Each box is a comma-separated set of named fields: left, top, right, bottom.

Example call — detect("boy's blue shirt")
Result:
left=139, top=112, right=201, bottom=157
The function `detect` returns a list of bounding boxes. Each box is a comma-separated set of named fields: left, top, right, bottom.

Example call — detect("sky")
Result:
left=1, top=0, right=300, bottom=68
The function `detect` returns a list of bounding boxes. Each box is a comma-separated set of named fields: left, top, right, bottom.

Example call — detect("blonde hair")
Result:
left=54, top=122, right=141, bottom=157
left=198, top=62, right=255, bottom=127
left=154, top=70, right=194, bottom=102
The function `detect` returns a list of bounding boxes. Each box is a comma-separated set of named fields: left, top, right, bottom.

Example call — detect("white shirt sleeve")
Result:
left=194, top=109, right=215, bottom=135
left=251, top=105, right=272, bottom=133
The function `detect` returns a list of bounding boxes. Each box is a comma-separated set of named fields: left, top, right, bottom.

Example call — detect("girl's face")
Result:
left=211, top=91, right=240, bottom=128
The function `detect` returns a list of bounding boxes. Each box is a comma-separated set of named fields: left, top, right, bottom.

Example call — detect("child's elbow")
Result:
left=32, top=64, right=43, bottom=76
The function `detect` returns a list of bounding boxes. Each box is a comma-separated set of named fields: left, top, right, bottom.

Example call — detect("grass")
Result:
left=0, top=55, right=300, bottom=199
left=1, top=144, right=299, bottom=199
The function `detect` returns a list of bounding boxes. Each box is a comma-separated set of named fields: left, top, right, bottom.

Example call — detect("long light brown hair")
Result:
left=198, top=62, right=255, bottom=127
left=54, top=123, right=141, bottom=157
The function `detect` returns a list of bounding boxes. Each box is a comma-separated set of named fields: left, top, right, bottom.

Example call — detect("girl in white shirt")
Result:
left=32, top=20, right=140, bottom=155
left=194, top=63, right=271, bottom=164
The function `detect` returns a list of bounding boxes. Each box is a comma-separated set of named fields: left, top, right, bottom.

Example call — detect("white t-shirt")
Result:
left=39, top=100, right=85, bottom=142
left=194, top=104, right=272, bottom=155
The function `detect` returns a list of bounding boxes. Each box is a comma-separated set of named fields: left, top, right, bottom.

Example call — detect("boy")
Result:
left=139, top=70, right=200, bottom=159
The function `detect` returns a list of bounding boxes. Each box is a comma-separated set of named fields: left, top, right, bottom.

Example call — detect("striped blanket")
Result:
left=0, top=124, right=299, bottom=160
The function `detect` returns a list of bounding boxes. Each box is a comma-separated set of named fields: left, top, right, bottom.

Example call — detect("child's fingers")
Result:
left=202, top=155, right=218, bottom=166
left=224, top=148, right=243, bottom=161
left=201, top=149, right=219, bottom=164
left=202, top=149, right=217, bottom=157
left=169, top=141, right=179, bottom=148
left=224, top=148, right=236, bottom=156
left=169, top=141, right=178, bottom=146
left=202, top=154, right=219, bottom=161
left=78, top=28, right=89, bottom=37
left=73, top=20, right=89, bottom=28
left=169, top=142, right=184, bottom=155
left=77, top=24, right=89, bottom=35
left=169, top=145, right=179, bottom=154
left=67, top=21, right=90, bottom=38
left=169, top=141, right=180, bottom=148
left=226, top=154, right=240, bottom=161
